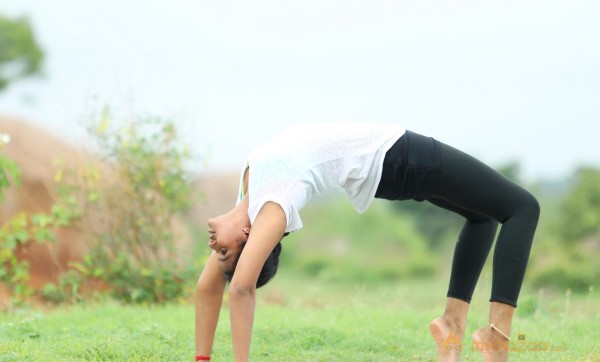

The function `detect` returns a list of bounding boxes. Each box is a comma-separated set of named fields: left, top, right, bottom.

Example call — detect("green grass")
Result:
left=1, top=275, right=598, bottom=361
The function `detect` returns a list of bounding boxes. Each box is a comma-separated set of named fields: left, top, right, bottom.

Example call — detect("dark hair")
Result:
left=224, top=233, right=288, bottom=288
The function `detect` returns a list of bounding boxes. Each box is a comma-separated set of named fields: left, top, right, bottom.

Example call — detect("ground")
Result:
left=0, top=275, right=598, bottom=361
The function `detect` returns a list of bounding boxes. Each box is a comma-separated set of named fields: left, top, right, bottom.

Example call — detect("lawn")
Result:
left=1, top=275, right=598, bottom=361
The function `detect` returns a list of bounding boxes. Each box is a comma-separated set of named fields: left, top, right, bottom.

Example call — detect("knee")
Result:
left=196, top=275, right=220, bottom=296
left=468, top=214, right=498, bottom=227
left=520, top=192, right=540, bottom=223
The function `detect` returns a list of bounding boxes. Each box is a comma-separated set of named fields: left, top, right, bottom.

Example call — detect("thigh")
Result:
left=431, top=142, right=530, bottom=223
left=427, top=197, right=490, bottom=222
left=375, top=130, right=442, bottom=202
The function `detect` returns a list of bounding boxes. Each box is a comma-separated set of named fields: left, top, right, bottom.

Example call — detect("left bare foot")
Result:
left=429, top=316, right=464, bottom=362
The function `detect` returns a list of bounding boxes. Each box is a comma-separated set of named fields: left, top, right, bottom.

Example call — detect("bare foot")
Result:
left=429, top=316, right=464, bottom=362
left=472, top=326, right=510, bottom=362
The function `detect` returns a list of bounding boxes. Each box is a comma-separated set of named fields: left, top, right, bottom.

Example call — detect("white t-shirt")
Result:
left=237, top=121, right=406, bottom=232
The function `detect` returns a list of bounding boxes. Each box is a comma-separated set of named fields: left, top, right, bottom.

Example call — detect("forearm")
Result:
left=229, top=288, right=256, bottom=362
left=195, top=289, right=224, bottom=356
left=227, top=202, right=286, bottom=361
left=195, top=252, right=226, bottom=357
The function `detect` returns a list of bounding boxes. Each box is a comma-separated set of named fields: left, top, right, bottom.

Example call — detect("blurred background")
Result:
left=1, top=0, right=599, bottom=309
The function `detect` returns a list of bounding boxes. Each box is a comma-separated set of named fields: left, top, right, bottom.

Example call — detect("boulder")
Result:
left=0, top=117, right=193, bottom=305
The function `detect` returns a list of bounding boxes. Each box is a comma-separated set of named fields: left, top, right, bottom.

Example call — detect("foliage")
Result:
left=496, top=161, right=523, bottom=184
left=391, top=200, right=463, bottom=250
left=531, top=259, right=597, bottom=292
left=558, top=167, right=600, bottom=242
left=0, top=140, right=86, bottom=306
left=46, top=110, right=195, bottom=304
left=389, top=161, right=523, bottom=251
left=1, top=140, right=65, bottom=305
left=41, top=270, right=84, bottom=304
left=282, top=199, right=439, bottom=282
left=0, top=15, right=44, bottom=91
left=1, top=112, right=194, bottom=306
left=284, top=161, right=600, bottom=291
left=0, top=213, right=56, bottom=303
left=0, top=136, right=20, bottom=200
left=0, top=207, right=73, bottom=305
left=527, top=166, right=600, bottom=291
left=0, top=214, right=35, bottom=302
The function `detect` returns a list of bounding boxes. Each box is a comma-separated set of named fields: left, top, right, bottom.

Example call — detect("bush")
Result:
left=1, top=137, right=65, bottom=306
left=284, top=199, right=438, bottom=283
left=46, top=110, right=195, bottom=304
left=0, top=133, right=20, bottom=197
left=529, top=244, right=598, bottom=292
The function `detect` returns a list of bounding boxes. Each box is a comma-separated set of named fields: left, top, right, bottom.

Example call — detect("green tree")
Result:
left=0, top=136, right=21, bottom=198
left=392, top=200, right=463, bottom=250
left=0, top=15, right=44, bottom=92
left=390, top=161, right=524, bottom=250
left=559, top=167, right=600, bottom=242
left=496, top=160, right=522, bottom=184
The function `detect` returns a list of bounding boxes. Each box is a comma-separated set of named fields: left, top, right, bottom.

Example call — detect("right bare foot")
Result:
left=472, top=326, right=510, bottom=362
left=429, top=316, right=464, bottom=362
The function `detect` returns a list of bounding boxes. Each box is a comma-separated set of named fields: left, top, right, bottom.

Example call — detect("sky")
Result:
left=1, top=0, right=599, bottom=181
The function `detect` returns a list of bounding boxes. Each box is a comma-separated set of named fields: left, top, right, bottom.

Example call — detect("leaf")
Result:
left=92, top=268, right=104, bottom=277
left=14, top=229, right=30, bottom=243
left=70, top=262, right=88, bottom=274
left=34, top=228, right=56, bottom=243
left=31, top=213, right=54, bottom=228
left=88, top=191, right=100, bottom=203
left=54, top=169, right=63, bottom=182
left=98, top=117, right=110, bottom=133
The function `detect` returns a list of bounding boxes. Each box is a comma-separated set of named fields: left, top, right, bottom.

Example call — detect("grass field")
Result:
left=1, top=274, right=598, bottom=361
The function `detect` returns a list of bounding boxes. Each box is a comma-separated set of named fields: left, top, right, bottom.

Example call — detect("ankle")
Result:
left=439, top=314, right=466, bottom=334
left=444, top=306, right=468, bottom=323
left=487, top=301, right=515, bottom=337
left=487, top=322, right=511, bottom=341
left=487, top=318, right=512, bottom=338
left=443, top=297, right=469, bottom=322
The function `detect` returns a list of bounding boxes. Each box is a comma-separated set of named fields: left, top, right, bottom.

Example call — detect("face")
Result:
left=207, top=214, right=250, bottom=273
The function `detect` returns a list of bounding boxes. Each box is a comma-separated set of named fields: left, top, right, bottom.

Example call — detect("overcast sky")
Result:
left=1, top=0, right=599, bottom=181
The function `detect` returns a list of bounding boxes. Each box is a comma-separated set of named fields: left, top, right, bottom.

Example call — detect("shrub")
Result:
left=284, top=199, right=438, bottom=283
left=1, top=137, right=68, bottom=305
left=0, top=134, right=20, bottom=198
left=47, top=110, right=195, bottom=304
left=529, top=243, right=597, bottom=292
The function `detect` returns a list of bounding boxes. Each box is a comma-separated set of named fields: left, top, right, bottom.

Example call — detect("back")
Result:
left=242, top=121, right=405, bottom=232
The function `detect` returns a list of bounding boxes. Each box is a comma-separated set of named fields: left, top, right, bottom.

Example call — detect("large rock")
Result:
left=186, top=172, right=240, bottom=232
left=0, top=117, right=192, bottom=305
left=1, top=118, right=93, bottom=293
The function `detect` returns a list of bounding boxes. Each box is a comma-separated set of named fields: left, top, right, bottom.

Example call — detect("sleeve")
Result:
left=248, top=196, right=303, bottom=233
left=236, top=162, right=249, bottom=205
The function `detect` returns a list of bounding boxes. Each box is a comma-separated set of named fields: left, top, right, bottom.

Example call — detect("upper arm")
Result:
left=230, top=201, right=287, bottom=292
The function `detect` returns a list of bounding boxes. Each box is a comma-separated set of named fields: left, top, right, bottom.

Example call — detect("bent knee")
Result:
left=467, top=213, right=498, bottom=226
left=518, top=191, right=540, bottom=223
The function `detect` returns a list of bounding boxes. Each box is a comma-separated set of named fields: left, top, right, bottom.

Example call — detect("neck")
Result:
left=230, top=195, right=250, bottom=226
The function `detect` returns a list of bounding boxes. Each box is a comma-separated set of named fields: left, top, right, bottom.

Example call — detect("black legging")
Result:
left=376, top=131, right=540, bottom=307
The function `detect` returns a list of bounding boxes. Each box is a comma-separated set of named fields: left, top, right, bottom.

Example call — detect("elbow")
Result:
left=196, top=278, right=222, bottom=297
left=229, top=282, right=256, bottom=299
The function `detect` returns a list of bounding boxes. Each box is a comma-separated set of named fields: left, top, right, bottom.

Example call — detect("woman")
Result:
left=194, top=121, right=540, bottom=362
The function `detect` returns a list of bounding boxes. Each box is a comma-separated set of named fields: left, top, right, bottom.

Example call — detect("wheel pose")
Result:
left=195, top=121, right=540, bottom=362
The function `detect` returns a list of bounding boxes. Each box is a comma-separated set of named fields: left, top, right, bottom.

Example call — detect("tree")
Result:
left=0, top=135, right=20, bottom=199
left=496, top=161, right=522, bottom=184
left=0, top=15, right=44, bottom=92
left=390, top=161, right=524, bottom=250
left=559, top=167, right=600, bottom=242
